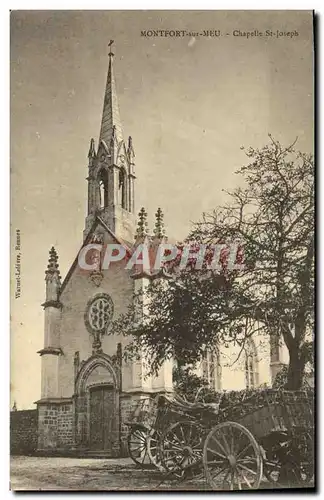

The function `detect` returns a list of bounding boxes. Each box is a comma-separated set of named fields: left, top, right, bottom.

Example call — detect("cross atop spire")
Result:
left=108, top=39, right=115, bottom=57
left=99, top=41, right=123, bottom=147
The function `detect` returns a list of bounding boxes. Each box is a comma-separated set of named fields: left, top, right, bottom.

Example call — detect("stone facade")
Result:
left=37, top=401, right=74, bottom=452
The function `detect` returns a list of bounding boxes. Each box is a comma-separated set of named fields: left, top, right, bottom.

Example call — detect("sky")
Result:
left=10, top=10, right=313, bottom=409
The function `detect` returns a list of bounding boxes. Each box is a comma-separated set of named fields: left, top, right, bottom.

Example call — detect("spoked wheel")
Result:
left=147, top=430, right=164, bottom=472
left=127, top=424, right=152, bottom=468
left=160, top=421, right=204, bottom=479
left=203, top=422, right=263, bottom=490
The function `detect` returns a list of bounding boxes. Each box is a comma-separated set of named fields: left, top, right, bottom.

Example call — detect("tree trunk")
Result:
left=286, top=348, right=304, bottom=390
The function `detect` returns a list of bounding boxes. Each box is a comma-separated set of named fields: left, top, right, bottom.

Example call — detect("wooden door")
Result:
left=89, top=386, right=114, bottom=451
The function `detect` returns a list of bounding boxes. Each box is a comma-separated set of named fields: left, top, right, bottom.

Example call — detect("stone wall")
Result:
left=37, top=402, right=74, bottom=452
left=37, top=404, right=58, bottom=450
left=56, top=403, right=74, bottom=448
left=10, top=409, right=38, bottom=455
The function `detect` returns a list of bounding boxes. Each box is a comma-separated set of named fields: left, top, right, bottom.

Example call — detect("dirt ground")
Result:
left=10, top=456, right=315, bottom=492
left=10, top=456, right=211, bottom=491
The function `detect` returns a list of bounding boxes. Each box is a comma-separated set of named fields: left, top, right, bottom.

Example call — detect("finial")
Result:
left=88, top=138, right=96, bottom=159
left=127, top=136, right=135, bottom=158
left=135, top=207, right=149, bottom=239
left=153, top=208, right=166, bottom=239
left=108, top=39, right=115, bottom=57
left=45, top=246, right=61, bottom=280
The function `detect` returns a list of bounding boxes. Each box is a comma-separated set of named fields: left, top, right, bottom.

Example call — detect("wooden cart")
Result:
left=155, top=388, right=314, bottom=490
left=125, top=391, right=217, bottom=470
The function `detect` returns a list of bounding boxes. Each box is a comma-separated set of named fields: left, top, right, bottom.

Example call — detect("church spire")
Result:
left=99, top=41, right=123, bottom=147
left=84, top=43, right=136, bottom=244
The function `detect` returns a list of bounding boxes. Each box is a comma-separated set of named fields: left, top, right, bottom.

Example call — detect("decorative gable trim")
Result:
left=59, top=216, right=133, bottom=296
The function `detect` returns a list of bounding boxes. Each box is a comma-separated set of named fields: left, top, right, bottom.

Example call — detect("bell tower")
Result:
left=84, top=42, right=136, bottom=244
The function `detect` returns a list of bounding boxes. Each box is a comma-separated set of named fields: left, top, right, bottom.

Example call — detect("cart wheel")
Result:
left=147, top=430, right=164, bottom=472
left=160, top=421, right=204, bottom=478
left=203, top=421, right=263, bottom=490
left=127, top=425, right=151, bottom=468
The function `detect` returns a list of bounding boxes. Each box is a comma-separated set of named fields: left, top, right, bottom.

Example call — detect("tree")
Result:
left=190, top=136, right=314, bottom=389
left=112, top=271, right=233, bottom=375
left=273, top=340, right=314, bottom=389
left=111, top=137, right=314, bottom=390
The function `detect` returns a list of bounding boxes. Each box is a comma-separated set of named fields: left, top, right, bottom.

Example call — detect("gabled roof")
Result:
left=59, top=216, right=133, bottom=296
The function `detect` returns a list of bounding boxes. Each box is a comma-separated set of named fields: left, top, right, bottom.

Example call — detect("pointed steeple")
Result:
left=84, top=43, right=136, bottom=244
left=99, top=42, right=123, bottom=148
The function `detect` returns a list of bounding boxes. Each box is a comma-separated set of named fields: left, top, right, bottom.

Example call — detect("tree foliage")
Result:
left=111, top=137, right=314, bottom=390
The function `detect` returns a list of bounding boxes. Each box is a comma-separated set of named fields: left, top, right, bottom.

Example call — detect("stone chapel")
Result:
left=36, top=47, right=287, bottom=456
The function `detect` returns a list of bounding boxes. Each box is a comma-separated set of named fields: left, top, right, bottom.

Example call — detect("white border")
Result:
left=3, top=3, right=320, bottom=499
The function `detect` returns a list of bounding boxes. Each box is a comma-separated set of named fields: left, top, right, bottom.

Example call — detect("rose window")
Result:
left=86, top=294, right=114, bottom=334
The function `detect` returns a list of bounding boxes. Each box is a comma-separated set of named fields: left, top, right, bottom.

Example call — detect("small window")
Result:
left=119, top=169, right=127, bottom=210
left=244, top=339, right=259, bottom=389
left=98, top=169, right=108, bottom=208
left=202, top=350, right=222, bottom=391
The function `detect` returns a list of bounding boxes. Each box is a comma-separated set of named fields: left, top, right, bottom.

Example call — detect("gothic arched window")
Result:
left=119, top=168, right=127, bottom=210
left=244, top=339, right=259, bottom=389
left=98, top=168, right=108, bottom=209
left=202, top=350, right=222, bottom=391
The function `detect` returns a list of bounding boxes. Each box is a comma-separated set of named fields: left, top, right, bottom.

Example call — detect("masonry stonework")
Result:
left=37, top=404, right=58, bottom=451
left=56, top=403, right=74, bottom=448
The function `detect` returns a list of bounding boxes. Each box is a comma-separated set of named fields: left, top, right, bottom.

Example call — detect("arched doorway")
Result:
left=74, top=354, right=120, bottom=455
